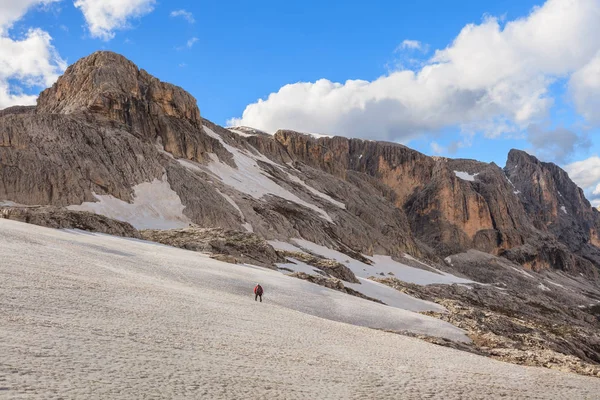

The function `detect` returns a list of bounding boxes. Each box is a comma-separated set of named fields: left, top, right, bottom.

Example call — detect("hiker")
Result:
left=254, top=283, right=264, bottom=302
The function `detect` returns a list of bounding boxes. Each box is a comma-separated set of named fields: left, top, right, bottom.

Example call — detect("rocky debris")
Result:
left=140, top=227, right=284, bottom=268
left=289, top=272, right=383, bottom=304
left=0, top=205, right=140, bottom=238
left=277, top=250, right=359, bottom=283
left=375, top=277, right=600, bottom=378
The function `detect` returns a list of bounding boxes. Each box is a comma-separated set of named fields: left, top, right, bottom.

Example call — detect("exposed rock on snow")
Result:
left=291, top=238, right=473, bottom=286
left=377, top=277, right=600, bottom=378
left=140, top=227, right=283, bottom=268
left=0, top=205, right=140, bottom=238
left=289, top=272, right=383, bottom=303
left=277, top=250, right=359, bottom=283
left=201, top=126, right=335, bottom=223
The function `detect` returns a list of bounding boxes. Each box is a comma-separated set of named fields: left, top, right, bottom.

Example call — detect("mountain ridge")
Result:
left=1, top=50, right=599, bottom=276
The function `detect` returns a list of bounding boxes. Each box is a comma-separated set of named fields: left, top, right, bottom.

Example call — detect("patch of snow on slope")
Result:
left=291, top=239, right=473, bottom=286
left=216, top=189, right=244, bottom=217
left=215, top=189, right=253, bottom=232
left=241, top=223, right=253, bottom=233
left=202, top=127, right=334, bottom=222
left=561, top=206, right=568, bottom=214
left=305, top=132, right=333, bottom=139
left=268, top=240, right=305, bottom=253
left=278, top=258, right=324, bottom=275
left=345, top=278, right=444, bottom=312
left=68, top=176, right=191, bottom=230
left=177, top=159, right=205, bottom=174
left=0, top=219, right=466, bottom=342
left=285, top=173, right=346, bottom=209
left=546, top=280, right=565, bottom=288
left=228, top=128, right=255, bottom=137
left=538, top=283, right=551, bottom=292
left=511, top=266, right=535, bottom=279
left=454, top=171, right=479, bottom=181
left=0, top=200, right=22, bottom=206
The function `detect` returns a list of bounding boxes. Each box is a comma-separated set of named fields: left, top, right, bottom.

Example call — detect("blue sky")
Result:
left=2, top=0, right=600, bottom=205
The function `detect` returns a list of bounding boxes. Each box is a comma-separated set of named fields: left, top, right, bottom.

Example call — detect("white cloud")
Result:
left=526, top=125, right=591, bottom=164
left=170, top=9, right=194, bottom=24
left=569, top=51, right=600, bottom=124
left=187, top=37, right=198, bottom=48
left=0, top=0, right=60, bottom=33
left=564, top=156, right=600, bottom=204
left=229, top=0, right=600, bottom=142
left=0, top=0, right=65, bottom=109
left=74, top=0, right=155, bottom=41
left=398, top=40, right=423, bottom=51
left=177, top=37, right=198, bottom=50
left=430, top=141, right=444, bottom=154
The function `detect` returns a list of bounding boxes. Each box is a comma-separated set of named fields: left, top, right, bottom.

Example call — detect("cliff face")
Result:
left=36, top=51, right=228, bottom=164
left=272, top=130, right=600, bottom=276
left=505, top=150, right=600, bottom=271
left=273, top=132, right=530, bottom=255
left=0, top=50, right=598, bottom=279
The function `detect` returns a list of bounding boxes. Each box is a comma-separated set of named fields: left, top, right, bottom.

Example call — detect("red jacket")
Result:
left=254, top=285, right=263, bottom=295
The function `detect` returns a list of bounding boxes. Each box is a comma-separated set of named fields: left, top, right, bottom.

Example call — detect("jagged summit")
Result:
left=37, top=51, right=201, bottom=132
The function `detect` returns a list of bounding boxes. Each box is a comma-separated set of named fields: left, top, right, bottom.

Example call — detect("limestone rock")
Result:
left=289, top=272, right=384, bottom=303
left=140, top=227, right=284, bottom=268
left=277, top=250, right=359, bottom=283
left=0, top=205, right=140, bottom=238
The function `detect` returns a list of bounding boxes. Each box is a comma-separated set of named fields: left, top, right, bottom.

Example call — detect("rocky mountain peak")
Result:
left=505, top=148, right=600, bottom=261
left=37, top=51, right=201, bottom=133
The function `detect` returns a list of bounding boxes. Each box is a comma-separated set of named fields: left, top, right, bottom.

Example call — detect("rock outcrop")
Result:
left=141, top=227, right=284, bottom=268
left=289, top=272, right=383, bottom=303
left=506, top=150, right=600, bottom=272
left=277, top=250, right=359, bottom=283
left=0, top=205, right=140, bottom=238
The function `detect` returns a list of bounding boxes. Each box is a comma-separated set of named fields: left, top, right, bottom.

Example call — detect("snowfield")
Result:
left=2, top=220, right=600, bottom=399
left=454, top=171, right=479, bottom=182
left=200, top=127, right=336, bottom=222
left=67, top=175, right=191, bottom=230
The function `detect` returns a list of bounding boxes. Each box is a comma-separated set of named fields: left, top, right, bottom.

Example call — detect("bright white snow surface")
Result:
left=561, top=206, right=568, bottom=214
left=68, top=176, right=191, bottom=230
left=511, top=266, right=535, bottom=279
left=538, top=283, right=551, bottom=292
left=269, top=239, right=474, bottom=313
left=454, top=171, right=479, bottom=181
left=1, top=220, right=463, bottom=339
left=3, top=220, right=600, bottom=399
left=198, top=127, right=337, bottom=222
left=290, top=239, right=474, bottom=286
